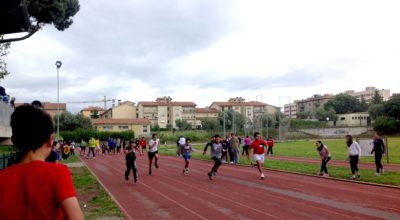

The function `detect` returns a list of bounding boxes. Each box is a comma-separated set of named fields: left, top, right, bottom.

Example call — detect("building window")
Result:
left=103, top=126, right=113, bottom=131
left=118, top=125, right=129, bottom=130
left=143, top=125, right=148, bottom=133
left=340, top=117, right=345, bottom=121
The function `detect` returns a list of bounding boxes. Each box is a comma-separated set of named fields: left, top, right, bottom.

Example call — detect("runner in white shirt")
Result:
left=148, top=133, right=160, bottom=175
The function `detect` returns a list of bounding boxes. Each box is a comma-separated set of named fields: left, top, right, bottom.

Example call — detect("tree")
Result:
left=175, top=119, right=192, bottom=130
left=297, top=111, right=312, bottom=119
left=0, top=36, right=10, bottom=79
left=55, top=111, right=92, bottom=131
left=373, top=116, right=400, bottom=135
left=368, top=104, right=385, bottom=120
left=360, top=96, right=369, bottom=111
left=218, top=110, right=246, bottom=131
left=200, top=118, right=219, bottom=131
left=384, top=94, right=400, bottom=120
left=324, top=94, right=364, bottom=114
left=314, top=107, right=337, bottom=121
left=371, top=90, right=384, bottom=104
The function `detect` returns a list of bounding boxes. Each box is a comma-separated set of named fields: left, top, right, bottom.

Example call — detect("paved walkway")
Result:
left=81, top=154, right=400, bottom=220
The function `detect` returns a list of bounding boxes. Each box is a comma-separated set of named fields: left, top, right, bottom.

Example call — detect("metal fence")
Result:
left=0, top=152, right=16, bottom=170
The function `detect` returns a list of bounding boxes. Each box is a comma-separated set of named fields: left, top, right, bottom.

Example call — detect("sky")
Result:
left=2, top=0, right=400, bottom=113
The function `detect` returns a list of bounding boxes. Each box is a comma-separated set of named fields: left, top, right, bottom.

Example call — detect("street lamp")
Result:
left=55, top=60, right=62, bottom=141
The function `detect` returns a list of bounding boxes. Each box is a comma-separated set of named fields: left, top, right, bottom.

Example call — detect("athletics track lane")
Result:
left=81, top=154, right=400, bottom=220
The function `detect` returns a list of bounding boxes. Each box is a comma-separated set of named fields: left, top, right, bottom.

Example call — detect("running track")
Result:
left=81, top=154, right=400, bottom=220
left=268, top=156, right=400, bottom=172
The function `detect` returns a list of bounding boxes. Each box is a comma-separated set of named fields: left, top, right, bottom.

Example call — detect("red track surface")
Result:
left=81, top=154, right=400, bottom=220
left=268, top=156, right=400, bottom=172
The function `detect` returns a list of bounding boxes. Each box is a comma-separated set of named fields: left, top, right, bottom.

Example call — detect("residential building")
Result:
left=92, top=118, right=151, bottom=136
left=284, top=103, right=297, bottom=119
left=344, top=87, right=390, bottom=103
left=137, top=96, right=197, bottom=129
left=296, top=94, right=334, bottom=115
left=194, top=107, right=219, bottom=128
left=100, top=100, right=137, bottom=119
left=80, top=106, right=106, bottom=118
left=210, top=97, right=279, bottom=122
left=15, top=102, right=67, bottom=119
left=333, top=112, right=371, bottom=127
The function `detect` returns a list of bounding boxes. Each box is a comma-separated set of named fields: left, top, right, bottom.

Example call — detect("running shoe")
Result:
left=125, top=175, right=129, bottom=181
left=134, top=178, right=138, bottom=183
left=323, top=173, right=329, bottom=177
left=260, top=173, right=265, bottom=180
left=155, top=163, right=159, bottom=168
left=185, top=168, right=189, bottom=174
left=208, top=172, right=213, bottom=180
left=149, top=169, right=152, bottom=175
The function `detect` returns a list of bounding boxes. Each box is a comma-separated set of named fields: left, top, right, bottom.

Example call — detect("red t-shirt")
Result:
left=140, top=139, right=147, bottom=147
left=267, top=139, right=274, bottom=147
left=250, top=139, right=267, bottom=154
left=0, top=161, right=77, bottom=220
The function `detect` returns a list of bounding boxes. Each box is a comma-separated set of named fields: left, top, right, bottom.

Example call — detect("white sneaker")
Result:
left=260, top=173, right=265, bottom=179
left=323, top=173, right=329, bottom=177
left=381, top=169, right=385, bottom=174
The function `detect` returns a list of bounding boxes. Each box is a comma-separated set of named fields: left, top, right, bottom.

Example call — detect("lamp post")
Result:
left=55, top=61, right=62, bottom=141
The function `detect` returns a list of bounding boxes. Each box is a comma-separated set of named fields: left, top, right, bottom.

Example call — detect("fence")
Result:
left=0, top=152, right=16, bottom=170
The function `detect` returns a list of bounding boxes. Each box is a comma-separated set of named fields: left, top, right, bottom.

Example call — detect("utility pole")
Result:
left=223, top=111, right=226, bottom=138
left=55, top=61, right=62, bottom=141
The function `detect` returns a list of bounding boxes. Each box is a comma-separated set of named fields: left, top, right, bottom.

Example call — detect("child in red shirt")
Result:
left=249, top=132, right=268, bottom=179
left=0, top=104, right=83, bottom=220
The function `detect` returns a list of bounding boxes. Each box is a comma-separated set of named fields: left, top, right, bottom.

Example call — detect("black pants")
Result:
left=125, top=161, right=138, bottom=181
left=374, top=153, right=383, bottom=173
left=211, top=156, right=222, bottom=173
left=87, top=147, right=95, bottom=157
left=320, top=156, right=331, bottom=174
left=228, top=147, right=234, bottom=162
left=267, top=146, right=273, bottom=155
left=349, top=155, right=359, bottom=175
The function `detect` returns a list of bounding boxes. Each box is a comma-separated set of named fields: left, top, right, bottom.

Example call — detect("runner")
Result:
left=177, top=135, right=186, bottom=156
left=316, top=140, right=331, bottom=177
left=86, top=137, right=96, bottom=159
left=140, top=136, right=147, bottom=154
left=242, top=135, right=251, bottom=160
left=249, top=132, right=267, bottom=180
left=230, top=133, right=240, bottom=165
left=181, top=138, right=194, bottom=174
left=148, top=133, right=160, bottom=175
left=80, top=139, right=87, bottom=156
left=346, top=135, right=361, bottom=180
left=266, top=136, right=275, bottom=156
left=125, top=141, right=141, bottom=183
left=203, top=135, right=223, bottom=180
left=371, top=133, right=385, bottom=175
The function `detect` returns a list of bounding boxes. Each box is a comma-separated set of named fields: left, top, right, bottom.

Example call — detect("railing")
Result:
left=0, top=152, right=16, bottom=170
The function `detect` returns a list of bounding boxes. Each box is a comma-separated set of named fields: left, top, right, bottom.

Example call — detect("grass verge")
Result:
left=70, top=166, right=123, bottom=220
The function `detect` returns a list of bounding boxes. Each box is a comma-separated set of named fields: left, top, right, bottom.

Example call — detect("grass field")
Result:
left=70, top=166, right=123, bottom=220
left=158, top=138, right=400, bottom=186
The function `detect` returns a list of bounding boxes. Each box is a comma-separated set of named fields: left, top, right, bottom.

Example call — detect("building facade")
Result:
left=100, top=101, right=137, bottom=119
left=15, top=102, right=67, bottom=119
left=284, top=103, right=297, bottom=119
left=138, top=96, right=196, bottom=129
left=92, top=118, right=151, bottom=136
left=344, top=87, right=390, bottom=104
left=296, top=94, right=335, bottom=115
left=210, top=97, right=279, bottom=122
left=80, top=106, right=106, bottom=118
left=194, top=107, right=219, bottom=128
left=332, top=112, right=371, bottom=127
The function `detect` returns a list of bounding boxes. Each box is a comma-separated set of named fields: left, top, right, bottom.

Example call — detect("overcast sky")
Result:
left=2, top=0, right=400, bottom=113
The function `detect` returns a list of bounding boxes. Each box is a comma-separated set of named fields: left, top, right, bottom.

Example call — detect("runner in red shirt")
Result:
left=0, top=104, right=83, bottom=220
left=249, top=132, right=268, bottom=179
left=266, top=136, right=275, bottom=156
left=139, top=136, right=147, bottom=154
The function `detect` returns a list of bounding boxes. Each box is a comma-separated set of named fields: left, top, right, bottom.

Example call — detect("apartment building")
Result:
left=284, top=103, right=297, bottom=119
left=80, top=106, right=106, bottom=118
left=194, top=107, right=219, bottom=128
left=100, top=101, right=137, bottom=119
left=92, top=118, right=151, bottom=136
left=210, top=97, right=279, bottom=122
left=344, top=87, right=390, bottom=103
left=296, top=94, right=335, bottom=115
left=137, top=96, right=196, bottom=129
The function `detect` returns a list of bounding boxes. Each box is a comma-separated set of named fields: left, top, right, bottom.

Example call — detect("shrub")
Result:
left=373, top=116, right=400, bottom=135
left=60, top=129, right=134, bottom=142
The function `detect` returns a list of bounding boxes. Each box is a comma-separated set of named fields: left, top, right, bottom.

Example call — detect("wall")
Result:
left=112, top=104, right=137, bottom=119
left=0, top=102, right=13, bottom=144
left=96, top=124, right=150, bottom=137
left=299, top=127, right=370, bottom=138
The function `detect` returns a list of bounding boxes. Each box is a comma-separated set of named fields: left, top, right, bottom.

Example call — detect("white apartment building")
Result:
left=137, top=96, right=196, bottom=129
left=284, top=103, right=297, bottom=119
left=345, top=87, right=390, bottom=103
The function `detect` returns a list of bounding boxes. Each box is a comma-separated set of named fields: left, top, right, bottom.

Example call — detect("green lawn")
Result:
left=70, top=166, right=123, bottom=220
left=158, top=140, right=400, bottom=186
